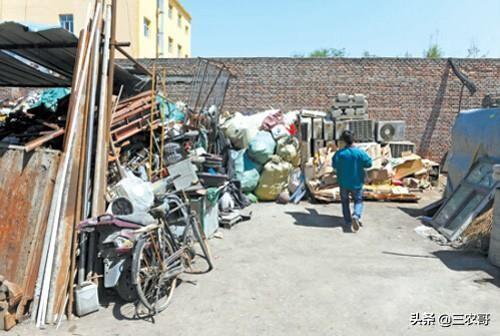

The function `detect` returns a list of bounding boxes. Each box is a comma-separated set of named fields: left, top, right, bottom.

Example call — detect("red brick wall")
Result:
left=136, top=57, right=500, bottom=161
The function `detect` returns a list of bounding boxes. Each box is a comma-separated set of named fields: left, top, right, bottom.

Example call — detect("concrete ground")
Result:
left=12, top=192, right=500, bottom=336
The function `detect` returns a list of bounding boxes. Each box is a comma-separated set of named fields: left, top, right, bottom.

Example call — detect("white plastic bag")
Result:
left=113, top=173, right=154, bottom=213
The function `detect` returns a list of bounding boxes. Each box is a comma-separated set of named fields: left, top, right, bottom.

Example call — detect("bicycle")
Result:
left=131, top=183, right=214, bottom=315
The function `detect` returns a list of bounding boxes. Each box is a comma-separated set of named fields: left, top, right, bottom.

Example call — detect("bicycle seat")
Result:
left=115, top=213, right=157, bottom=226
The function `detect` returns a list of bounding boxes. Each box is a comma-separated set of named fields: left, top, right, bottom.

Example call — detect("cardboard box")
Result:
left=394, top=154, right=424, bottom=180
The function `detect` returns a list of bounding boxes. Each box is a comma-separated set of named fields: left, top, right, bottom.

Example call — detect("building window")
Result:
left=143, top=17, right=151, bottom=38
left=177, top=44, right=182, bottom=57
left=168, top=37, right=173, bottom=53
left=177, top=14, right=182, bottom=27
left=59, top=14, right=74, bottom=33
left=185, top=25, right=189, bottom=35
left=168, top=5, right=173, bottom=18
left=185, top=54, right=189, bottom=58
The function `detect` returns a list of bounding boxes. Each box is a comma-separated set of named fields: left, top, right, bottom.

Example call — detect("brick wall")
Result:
left=131, top=57, right=500, bottom=161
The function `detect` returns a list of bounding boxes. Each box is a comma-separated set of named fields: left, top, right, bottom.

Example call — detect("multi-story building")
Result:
left=0, top=0, right=191, bottom=58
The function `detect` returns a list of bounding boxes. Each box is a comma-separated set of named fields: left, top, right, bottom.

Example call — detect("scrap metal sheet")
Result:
left=0, top=147, right=60, bottom=300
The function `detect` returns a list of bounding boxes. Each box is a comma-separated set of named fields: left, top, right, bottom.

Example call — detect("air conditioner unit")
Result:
left=334, top=120, right=349, bottom=140
left=335, top=119, right=375, bottom=142
left=376, top=121, right=406, bottom=143
left=389, top=141, right=416, bottom=158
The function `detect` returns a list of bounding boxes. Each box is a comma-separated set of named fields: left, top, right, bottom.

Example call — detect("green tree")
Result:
left=308, top=48, right=346, bottom=58
left=424, top=44, right=443, bottom=59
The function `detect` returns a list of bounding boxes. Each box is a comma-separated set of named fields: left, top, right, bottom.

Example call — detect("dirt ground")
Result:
left=11, top=191, right=500, bottom=336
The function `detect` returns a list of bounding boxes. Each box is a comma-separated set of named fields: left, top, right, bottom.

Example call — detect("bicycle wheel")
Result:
left=132, top=229, right=177, bottom=314
left=182, top=212, right=214, bottom=274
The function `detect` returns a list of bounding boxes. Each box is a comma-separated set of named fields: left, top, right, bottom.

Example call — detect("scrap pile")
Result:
left=0, top=1, right=152, bottom=330
left=428, top=107, right=500, bottom=244
left=218, top=95, right=441, bottom=205
left=221, top=109, right=305, bottom=204
left=0, top=89, right=69, bottom=151
left=301, top=93, right=439, bottom=203
left=0, top=5, right=238, bottom=330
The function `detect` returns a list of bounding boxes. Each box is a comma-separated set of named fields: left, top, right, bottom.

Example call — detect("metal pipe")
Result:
left=115, top=45, right=153, bottom=77
left=83, top=18, right=101, bottom=220
left=91, top=4, right=111, bottom=217
left=148, top=62, right=157, bottom=180
left=36, top=2, right=101, bottom=327
left=0, top=41, right=130, bottom=50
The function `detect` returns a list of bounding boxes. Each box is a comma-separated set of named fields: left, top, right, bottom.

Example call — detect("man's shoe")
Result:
left=352, top=217, right=360, bottom=232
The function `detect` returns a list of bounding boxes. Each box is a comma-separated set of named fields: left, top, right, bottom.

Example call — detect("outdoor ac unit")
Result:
left=376, top=121, right=406, bottom=143
left=334, top=120, right=349, bottom=140
left=388, top=141, right=416, bottom=158
left=335, top=119, right=375, bottom=142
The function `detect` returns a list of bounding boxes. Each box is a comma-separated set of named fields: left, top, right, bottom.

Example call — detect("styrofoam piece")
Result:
left=337, top=93, right=349, bottom=102
left=345, top=108, right=355, bottom=115
left=313, top=139, right=325, bottom=154
left=300, top=118, right=312, bottom=141
left=323, top=119, right=334, bottom=140
left=353, top=94, right=366, bottom=104
left=312, top=118, right=323, bottom=139
left=302, top=110, right=327, bottom=118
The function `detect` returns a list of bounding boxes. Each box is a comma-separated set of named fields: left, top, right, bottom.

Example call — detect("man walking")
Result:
left=332, top=130, right=372, bottom=232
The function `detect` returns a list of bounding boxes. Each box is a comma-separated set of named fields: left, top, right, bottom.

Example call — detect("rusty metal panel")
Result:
left=0, top=147, right=61, bottom=303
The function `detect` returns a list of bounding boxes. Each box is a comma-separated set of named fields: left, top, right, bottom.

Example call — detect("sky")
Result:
left=181, top=0, right=500, bottom=58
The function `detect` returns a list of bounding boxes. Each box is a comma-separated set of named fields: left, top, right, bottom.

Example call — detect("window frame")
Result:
left=59, top=14, right=74, bottom=33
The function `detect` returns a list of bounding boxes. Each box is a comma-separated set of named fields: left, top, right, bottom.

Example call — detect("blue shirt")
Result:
left=332, top=146, right=373, bottom=190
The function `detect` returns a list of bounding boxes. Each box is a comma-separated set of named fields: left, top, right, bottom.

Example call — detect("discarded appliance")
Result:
left=376, top=120, right=406, bottom=143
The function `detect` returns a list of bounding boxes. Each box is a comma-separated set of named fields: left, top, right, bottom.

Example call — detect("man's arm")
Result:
left=332, top=152, right=338, bottom=169
left=361, top=151, right=372, bottom=168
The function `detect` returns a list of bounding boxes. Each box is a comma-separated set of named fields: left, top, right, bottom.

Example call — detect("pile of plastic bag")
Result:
left=222, top=109, right=301, bottom=201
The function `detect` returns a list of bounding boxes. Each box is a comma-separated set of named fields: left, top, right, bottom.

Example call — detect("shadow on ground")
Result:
left=433, top=250, right=500, bottom=288
left=286, top=208, right=352, bottom=233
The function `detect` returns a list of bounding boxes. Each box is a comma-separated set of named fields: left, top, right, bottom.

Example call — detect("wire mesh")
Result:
left=188, top=59, right=230, bottom=112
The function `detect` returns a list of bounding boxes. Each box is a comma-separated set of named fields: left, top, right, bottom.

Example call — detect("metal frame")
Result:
left=432, top=158, right=500, bottom=241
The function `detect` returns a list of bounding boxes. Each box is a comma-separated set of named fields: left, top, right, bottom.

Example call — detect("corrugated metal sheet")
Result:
left=0, top=147, right=61, bottom=307
left=0, top=21, right=145, bottom=95
left=0, top=22, right=76, bottom=87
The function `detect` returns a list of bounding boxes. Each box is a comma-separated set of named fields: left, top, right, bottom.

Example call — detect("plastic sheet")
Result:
left=112, top=173, right=154, bottom=213
left=248, top=131, right=276, bottom=165
left=445, top=108, right=500, bottom=196
left=32, top=88, right=70, bottom=112
left=276, top=136, right=300, bottom=167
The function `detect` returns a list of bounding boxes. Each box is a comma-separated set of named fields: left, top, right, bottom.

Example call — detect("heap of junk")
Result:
left=1, top=2, right=500, bottom=333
